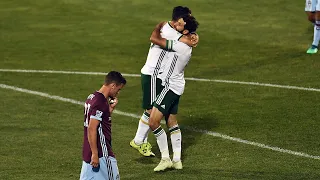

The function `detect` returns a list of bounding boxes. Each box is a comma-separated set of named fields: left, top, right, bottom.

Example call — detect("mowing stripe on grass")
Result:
left=1, top=69, right=319, bottom=92
left=1, top=83, right=319, bottom=161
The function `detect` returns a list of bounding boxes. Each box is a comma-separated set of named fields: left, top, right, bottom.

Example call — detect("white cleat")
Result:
left=172, top=161, right=183, bottom=170
left=154, top=158, right=173, bottom=172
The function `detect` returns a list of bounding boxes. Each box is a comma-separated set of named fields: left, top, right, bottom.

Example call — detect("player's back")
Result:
left=141, top=22, right=183, bottom=75
left=158, top=41, right=192, bottom=95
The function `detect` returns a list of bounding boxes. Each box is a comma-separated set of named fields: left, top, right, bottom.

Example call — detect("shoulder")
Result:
left=89, top=92, right=106, bottom=106
left=162, top=22, right=182, bottom=38
left=171, top=40, right=192, bottom=54
left=164, top=21, right=173, bottom=29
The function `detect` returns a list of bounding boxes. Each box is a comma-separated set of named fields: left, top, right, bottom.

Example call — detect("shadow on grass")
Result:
left=128, top=114, right=219, bottom=165
left=133, top=156, right=158, bottom=165
left=179, top=114, right=220, bottom=162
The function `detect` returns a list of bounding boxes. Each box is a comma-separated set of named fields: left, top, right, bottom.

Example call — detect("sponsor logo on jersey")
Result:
left=95, top=110, right=103, bottom=118
left=87, top=94, right=95, bottom=100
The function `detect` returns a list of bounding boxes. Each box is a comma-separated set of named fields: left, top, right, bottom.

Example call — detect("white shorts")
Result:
left=305, top=0, right=320, bottom=12
left=80, top=156, right=120, bottom=180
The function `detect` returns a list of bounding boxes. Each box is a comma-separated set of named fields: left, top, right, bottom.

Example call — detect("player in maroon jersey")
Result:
left=80, top=71, right=126, bottom=180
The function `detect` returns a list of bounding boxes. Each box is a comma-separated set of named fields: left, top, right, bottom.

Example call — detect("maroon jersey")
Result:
left=82, top=91, right=114, bottom=163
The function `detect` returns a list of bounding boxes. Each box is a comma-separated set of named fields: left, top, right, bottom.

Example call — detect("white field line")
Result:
left=1, top=83, right=319, bottom=161
left=0, top=69, right=319, bottom=92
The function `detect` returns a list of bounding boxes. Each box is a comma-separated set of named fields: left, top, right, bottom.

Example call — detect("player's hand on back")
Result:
left=191, top=33, right=199, bottom=47
left=179, top=34, right=198, bottom=47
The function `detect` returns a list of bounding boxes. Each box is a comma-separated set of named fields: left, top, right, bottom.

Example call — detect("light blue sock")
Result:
left=312, top=21, right=320, bottom=47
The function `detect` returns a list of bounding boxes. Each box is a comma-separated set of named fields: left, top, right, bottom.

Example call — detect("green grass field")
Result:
left=1, top=0, right=319, bottom=179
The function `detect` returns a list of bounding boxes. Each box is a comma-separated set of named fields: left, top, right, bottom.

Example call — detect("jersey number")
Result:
left=84, top=103, right=91, bottom=127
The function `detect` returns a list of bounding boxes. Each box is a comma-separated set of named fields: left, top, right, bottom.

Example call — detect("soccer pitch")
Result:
left=1, top=0, right=319, bottom=179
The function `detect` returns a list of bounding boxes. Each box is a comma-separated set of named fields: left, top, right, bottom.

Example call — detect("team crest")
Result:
left=95, top=110, right=103, bottom=118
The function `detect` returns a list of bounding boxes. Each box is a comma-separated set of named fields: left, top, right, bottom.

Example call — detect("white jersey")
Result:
left=157, top=40, right=192, bottom=95
left=305, top=0, right=319, bottom=11
left=141, top=22, right=183, bottom=75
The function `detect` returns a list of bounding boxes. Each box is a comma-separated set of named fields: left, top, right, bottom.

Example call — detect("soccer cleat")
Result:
left=172, top=161, right=183, bottom=170
left=154, top=158, right=173, bottom=172
left=130, top=140, right=155, bottom=157
left=306, top=45, right=318, bottom=54
left=141, top=142, right=155, bottom=157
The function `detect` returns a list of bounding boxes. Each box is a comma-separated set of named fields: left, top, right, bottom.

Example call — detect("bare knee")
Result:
left=166, top=114, right=178, bottom=128
left=149, top=107, right=164, bottom=130
left=308, top=15, right=315, bottom=23
left=316, top=11, right=320, bottom=21
left=149, top=118, right=160, bottom=130
left=306, top=12, right=315, bottom=23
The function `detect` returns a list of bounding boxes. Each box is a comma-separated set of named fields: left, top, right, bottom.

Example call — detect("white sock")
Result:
left=312, top=21, right=320, bottom=47
left=153, top=126, right=169, bottom=159
left=143, top=130, right=149, bottom=143
left=169, top=125, right=182, bottom=162
left=133, top=112, right=150, bottom=145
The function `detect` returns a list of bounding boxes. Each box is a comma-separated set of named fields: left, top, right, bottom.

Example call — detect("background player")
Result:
left=80, top=71, right=126, bottom=180
left=306, top=0, right=320, bottom=54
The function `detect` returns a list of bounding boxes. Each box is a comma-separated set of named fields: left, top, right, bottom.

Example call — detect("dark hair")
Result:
left=105, top=71, right=127, bottom=86
left=183, top=16, right=199, bottom=34
left=172, top=6, right=191, bottom=21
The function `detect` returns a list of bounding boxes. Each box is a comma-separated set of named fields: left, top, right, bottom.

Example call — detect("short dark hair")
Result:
left=172, top=6, right=191, bottom=21
left=105, top=71, right=127, bottom=86
left=183, top=16, right=199, bottom=34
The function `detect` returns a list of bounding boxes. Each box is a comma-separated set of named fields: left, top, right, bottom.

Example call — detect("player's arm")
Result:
left=150, top=24, right=190, bottom=53
left=87, top=118, right=100, bottom=167
left=179, top=33, right=199, bottom=47
left=150, top=22, right=197, bottom=48
left=149, top=21, right=167, bottom=48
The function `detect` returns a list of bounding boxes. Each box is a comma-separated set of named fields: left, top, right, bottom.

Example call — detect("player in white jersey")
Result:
left=305, top=0, right=317, bottom=23
left=130, top=6, right=198, bottom=157
left=148, top=16, right=199, bottom=172
left=306, top=0, right=320, bottom=54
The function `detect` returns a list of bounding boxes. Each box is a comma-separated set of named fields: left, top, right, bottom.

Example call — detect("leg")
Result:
left=149, top=106, right=172, bottom=172
left=305, top=0, right=317, bottom=23
left=133, top=109, right=151, bottom=145
left=307, top=9, right=320, bottom=53
left=97, top=157, right=120, bottom=180
left=166, top=96, right=183, bottom=169
left=149, top=106, right=168, bottom=158
left=135, top=74, right=153, bottom=145
left=167, top=114, right=183, bottom=170
left=130, top=74, right=155, bottom=156
left=130, top=110, right=155, bottom=157
left=151, top=88, right=181, bottom=171
left=313, top=11, right=320, bottom=45
left=306, top=11, right=315, bottom=23
left=109, top=157, right=120, bottom=180
left=79, top=161, right=94, bottom=180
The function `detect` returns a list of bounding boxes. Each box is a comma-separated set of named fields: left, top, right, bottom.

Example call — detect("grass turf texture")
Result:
left=1, top=0, right=319, bottom=179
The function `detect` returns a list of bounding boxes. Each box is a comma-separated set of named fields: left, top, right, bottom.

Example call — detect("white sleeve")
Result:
left=166, top=40, right=190, bottom=54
